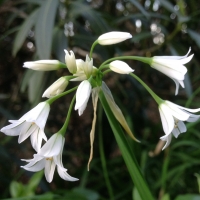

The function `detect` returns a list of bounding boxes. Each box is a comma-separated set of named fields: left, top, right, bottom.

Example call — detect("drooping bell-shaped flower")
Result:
left=158, top=100, right=200, bottom=149
left=150, top=48, right=193, bottom=95
left=23, top=60, right=64, bottom=71
left=1, top=102, right=50, bottom=151
left=42, top=77, right=69, bottom=98
left=64, top=50, right=77, bottom=74
left=97, top=31, right=132, bottom=45
left=75, top=80, right=92, bottom=116
left=21, top=133, right=78, bottom=183
left=109, top=60, right=134, bottom=74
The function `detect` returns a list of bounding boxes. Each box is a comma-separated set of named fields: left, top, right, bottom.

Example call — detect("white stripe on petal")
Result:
left=18, top=123, right=38, bottom=143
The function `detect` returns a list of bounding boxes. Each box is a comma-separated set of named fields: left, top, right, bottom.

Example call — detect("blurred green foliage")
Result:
left=0, top=0, right=200, bottom=199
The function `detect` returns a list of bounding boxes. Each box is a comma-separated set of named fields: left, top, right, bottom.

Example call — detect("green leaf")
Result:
left=28, top=71, right=45, bottom=104
left=12, top=9, right=39, bottom=56
left=72, top=187, right=99, bottom=200
left=161, top=194, right=170, bottom=200
left=52, top=27, right=68, bottom=62
left=35, top=0, right=59, bottom=59
left=129, top=0, right=149, bottom=18
left=175, top=194, right=200, bottom=200
left=26, top=171, right=44, bottom=193
left=132, top=187, right=142, bottom=200
left=99, top=91, right=154, bottom=200
left=10, top=181, right=24, bottom=198
left=131, top=32, right=152, bottom=42
left=188, top=29, right=200, bottom=48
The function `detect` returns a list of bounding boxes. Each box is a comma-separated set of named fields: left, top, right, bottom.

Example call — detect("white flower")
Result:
left=75, top=80, right=92, bottom=116
left=159, top=100, right=200, bottom=149
left=1, top=102, right=50, bottom=151
left=97, top=31, right=132, bottom=45
left=109, top=60, right=134, bottom=74
left=71, top=56, right=97, bottom=81
left=23, top=60, right=62, bottom=71
left=21, top=133, right=78, bottom=183
left=150, top=48, right=193, bottom=95
left=64, top=50, right=77, bottom=74
left=42, top=77, right=68, bottom=98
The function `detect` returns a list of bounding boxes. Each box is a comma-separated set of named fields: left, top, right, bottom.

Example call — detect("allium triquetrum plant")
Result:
left=1, top=31, right=199, bottom=200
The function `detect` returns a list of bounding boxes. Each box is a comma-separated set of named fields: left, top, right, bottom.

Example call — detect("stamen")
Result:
left=46, top=157, right=53, bottom=161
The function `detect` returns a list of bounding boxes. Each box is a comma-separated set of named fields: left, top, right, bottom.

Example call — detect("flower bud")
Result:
left=64, top=50, right=77, bottom=74
left=42, top=77, right=68, bottom=98
left=97, top=31, right=132, bottom=45
left=109, top=60, right=134, bottom=74
left=23, top=60, right=62, bottom=71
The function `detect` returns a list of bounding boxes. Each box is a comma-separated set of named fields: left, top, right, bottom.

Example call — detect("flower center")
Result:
left=46, top=157, right=53, bottom=161
left=174, top=119, right=179, bottom=128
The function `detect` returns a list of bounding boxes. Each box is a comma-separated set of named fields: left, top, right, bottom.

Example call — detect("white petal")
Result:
left=64, top=50, right=77, bottom=74
left=165, top=101, right=190, bottom=121
left=177, top=120, right=187, bottom=133
left=152, top=48, right=191, bottom=60
left=75, top=80, right=91, bottom=115
left=1, top=121, right=24, bottom=136
left=172, top=128, right=180, bottom=138
left=158, top=104, right=174, bottom=135
left=57, top=166, right=79, bottom=181
left=21, top=158, right=45, bottom=172
left=178, top=54, right=194, bottom=64
left=38, top=133, right=64, bottom=157
left=83, top=55, right=93, bottom=77
left=44, top=158, right=56, bottom=183
left=187, top=114, right=200, bottom=122
left=18, top=122, right=38, bottom=143
left=19, top=102, right=50, bottom=130
left=53, top=139, right=65, bottom=168
left=34, top=103, right=50, bottom=129
left=171, top=79, right=180, bottom=96
left=30, top=129, right=47, bottom=152
left=160, top=134, right=172, bottom=150
left=151, top=62, right=186, bottom=80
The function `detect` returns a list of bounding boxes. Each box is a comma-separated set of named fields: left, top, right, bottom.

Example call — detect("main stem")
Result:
left=99, top=91, right=154, bottom=200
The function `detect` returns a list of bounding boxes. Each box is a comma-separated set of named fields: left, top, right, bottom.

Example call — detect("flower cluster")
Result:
left=1, top=31, right=199, bottom=183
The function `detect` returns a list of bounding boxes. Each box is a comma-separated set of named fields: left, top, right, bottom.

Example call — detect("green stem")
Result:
left=103, top=69, right=111, bottom=75
left=98, top=105, right=114, bottom=200
left=130, top=73, right=163, bottom=104
left=59, top=95, right=76, bottom=136
left=59, top=62, right=67, bottom=69
left=46, top=86, right=78, bottom=105
left=99, top=56, right=151, bottom=69
left=99, top=91, right=154, bottom=200
left=89, top=40, right=99, bottom=58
